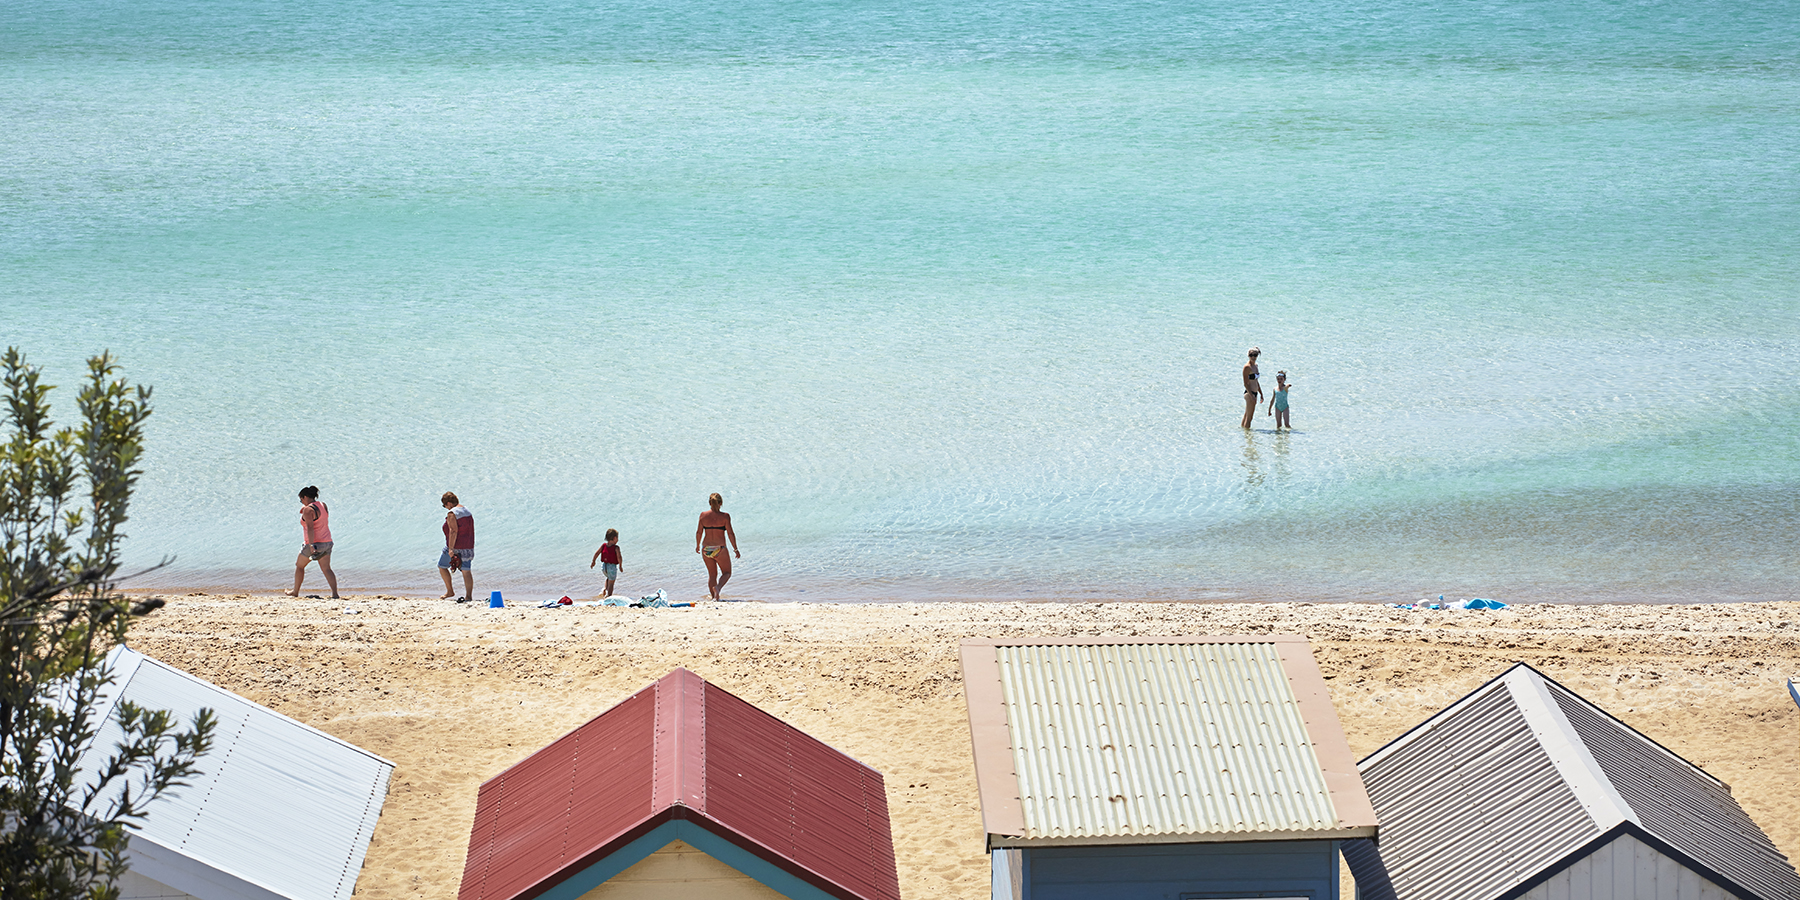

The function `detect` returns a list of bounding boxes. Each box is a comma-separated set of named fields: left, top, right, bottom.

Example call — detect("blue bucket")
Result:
left=488, top=590, right=504, bottom=608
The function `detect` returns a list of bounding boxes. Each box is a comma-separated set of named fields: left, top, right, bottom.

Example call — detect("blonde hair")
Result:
left=709, top=492, right=723, bottom=510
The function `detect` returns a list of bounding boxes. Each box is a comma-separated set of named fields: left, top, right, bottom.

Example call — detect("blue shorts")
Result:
left=602, top=562, right=619, bottom=580
left=439, top=548, right=473, bottom=571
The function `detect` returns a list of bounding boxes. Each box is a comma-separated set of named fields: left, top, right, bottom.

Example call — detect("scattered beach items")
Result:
left=342, top=607, right=359, bottom=614
left=1344, top=663, right=1800, bottom=900
left=531, top=590, right=697, bottom=610
left=457, top=668, right=898, bottom=900
left=488, top=590, right=504, bottom=608
left=1387, top=596, right=1507, bottom=611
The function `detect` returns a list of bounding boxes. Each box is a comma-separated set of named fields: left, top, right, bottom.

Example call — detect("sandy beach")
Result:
left=125, top=594, right=1800, bottom=900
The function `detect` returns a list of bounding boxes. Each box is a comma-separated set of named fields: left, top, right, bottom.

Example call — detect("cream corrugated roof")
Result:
left=962, top=636, right=1377, bottom=848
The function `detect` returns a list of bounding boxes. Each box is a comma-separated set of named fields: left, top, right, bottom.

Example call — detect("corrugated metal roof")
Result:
left=1549, top=679, right=1800, bottom=900
left=961, top=636, right=1378, bottom=847
left=79, top=647, right=393, bottom=900
left=458, top=668, right=899, bottom=900
left=1348, top=680, right=1598, bottom=900
left=1349, top=663, right=1800, bottom=900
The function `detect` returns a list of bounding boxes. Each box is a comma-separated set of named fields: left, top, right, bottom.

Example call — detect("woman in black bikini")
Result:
left=1241, top=347, right=1262, bottom=429
left=696, top=492, right=740, bottom=601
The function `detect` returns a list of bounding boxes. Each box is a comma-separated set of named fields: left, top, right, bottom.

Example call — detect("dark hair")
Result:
left=605, top=528, right=619, bottom=541
left=709, top=492, right=723, bottom=510
left=299, top=486, right=319, bottom=500
left=441, top=491, right=459, bottom=506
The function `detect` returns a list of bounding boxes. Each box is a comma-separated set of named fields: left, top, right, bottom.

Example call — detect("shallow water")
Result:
left=4, top=0, right=1797, bottom=602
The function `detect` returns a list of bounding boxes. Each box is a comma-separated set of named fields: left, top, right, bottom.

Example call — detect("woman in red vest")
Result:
left=439, top=491, right=475, bottom=602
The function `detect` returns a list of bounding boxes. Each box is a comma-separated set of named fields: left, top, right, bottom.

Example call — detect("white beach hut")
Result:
left=76, top=646, right=394, bottom=900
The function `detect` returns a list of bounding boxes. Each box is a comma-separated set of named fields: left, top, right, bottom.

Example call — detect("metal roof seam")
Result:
left=1164, top=651, right=1212, bottom=832
left=334, top=769, right=389, bottom=899
left=1177, top=649, right=1234, bottom=833
left=1138, top=654, right=1190, bottom=833
left=177, top=710, right=246, bottom=849
left=1201, top=648, right=1257, bottom=829
left=1237, top=648, right=1296, bottom=830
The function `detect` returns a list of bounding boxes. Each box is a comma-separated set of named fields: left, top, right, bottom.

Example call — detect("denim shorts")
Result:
left=602, top=562, right=619, bottom=580
left=438, top=548, right=473, bottom=571
left=303, top=541, right=333, bottom=560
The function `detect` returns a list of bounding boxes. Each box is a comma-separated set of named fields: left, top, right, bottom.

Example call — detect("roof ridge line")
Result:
left=653, top=668, right=707, bottom=813
left=1503, top=667, right=1636, bottom=829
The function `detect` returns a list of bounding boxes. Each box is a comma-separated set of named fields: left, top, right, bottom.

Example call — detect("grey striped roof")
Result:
left=1346, top=664, right=1800, bottom=900
left=77, top=647, right=394, bottom=900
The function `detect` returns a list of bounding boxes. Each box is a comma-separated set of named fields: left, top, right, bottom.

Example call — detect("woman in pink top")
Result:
left=284, top=485, right=340, bottom=598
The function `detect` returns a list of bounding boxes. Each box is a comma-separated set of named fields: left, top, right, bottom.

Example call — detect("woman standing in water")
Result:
left=1241, top=347, right=1263, bottom=429
left=695, top=492, right=740, bottom=601
left=284, top=485, right=339, bottom=598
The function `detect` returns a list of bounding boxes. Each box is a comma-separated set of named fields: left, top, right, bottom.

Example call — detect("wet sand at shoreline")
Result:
left=126, top=593, right=1800, bottom=900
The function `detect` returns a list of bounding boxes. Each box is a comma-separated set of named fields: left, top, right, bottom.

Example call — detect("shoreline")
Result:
left=122, top=592, right=1800, bottom=900
left=118, top=572, right=1800, bottom=606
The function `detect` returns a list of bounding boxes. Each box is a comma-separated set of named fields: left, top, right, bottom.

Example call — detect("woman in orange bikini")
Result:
left=695, top=492, right=740, bottom=601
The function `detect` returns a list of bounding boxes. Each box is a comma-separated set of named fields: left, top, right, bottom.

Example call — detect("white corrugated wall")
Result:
left=1521, top=833, right=1731, bottom=900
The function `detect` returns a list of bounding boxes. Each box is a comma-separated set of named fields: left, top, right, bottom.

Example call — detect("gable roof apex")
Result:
left=459, top=668, right=898, bottom=900
left=1349, top=661, right=1800, bottom=900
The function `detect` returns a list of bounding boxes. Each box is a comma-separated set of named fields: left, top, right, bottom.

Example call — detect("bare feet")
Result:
left=441, top=591, right=455, bottom=599
left=283, top=589, right=299, bottom=597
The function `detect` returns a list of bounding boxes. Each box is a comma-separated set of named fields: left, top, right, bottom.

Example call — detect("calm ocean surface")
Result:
left=4, top=0, right=1796, bottom=602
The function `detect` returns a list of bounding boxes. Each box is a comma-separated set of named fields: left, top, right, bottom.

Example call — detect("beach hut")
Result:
left=77, top=646, right=394, bottom=900
left=457, top=667, right=899, bottom=900
left=960, top=635, right=1380, bottom=900
left=1344, top=662, right=1800, bottom=900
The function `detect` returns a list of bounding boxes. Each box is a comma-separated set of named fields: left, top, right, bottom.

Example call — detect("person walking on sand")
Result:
left=438, top=491, right=475, bottom=602
left=696, top=493, right=740, bottom=601
left=284, top=485, right=339, bottom=599
left=1267, top=370, right=1293, bottom=430
left=1241, top=347, right=1263, bottom=429
left=590, top=528, right=624, bottom=598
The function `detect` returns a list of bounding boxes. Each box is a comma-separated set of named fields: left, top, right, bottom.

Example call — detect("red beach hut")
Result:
left=457, top=668, right=899, bottom=900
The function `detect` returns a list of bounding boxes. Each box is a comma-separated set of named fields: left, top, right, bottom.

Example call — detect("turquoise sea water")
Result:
left=4, top=0, right=1797, bottom=602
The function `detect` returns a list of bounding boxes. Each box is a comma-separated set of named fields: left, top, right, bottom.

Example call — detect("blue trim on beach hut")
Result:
left=533, top=819, right=841, bottom=900
left=995, top=839, right=1340, bottom=900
